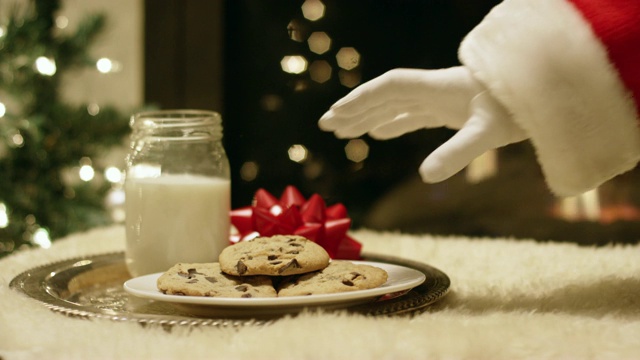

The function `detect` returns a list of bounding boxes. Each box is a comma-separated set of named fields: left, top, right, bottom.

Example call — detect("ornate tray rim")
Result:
left=9, top=251, right=450, bottom=328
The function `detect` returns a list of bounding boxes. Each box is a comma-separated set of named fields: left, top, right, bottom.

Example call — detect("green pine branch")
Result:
left=0, top=0, right=130, bottom=256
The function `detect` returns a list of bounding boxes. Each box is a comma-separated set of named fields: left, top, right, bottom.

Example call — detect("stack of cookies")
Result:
left=157, top=235, right=388, bottom=298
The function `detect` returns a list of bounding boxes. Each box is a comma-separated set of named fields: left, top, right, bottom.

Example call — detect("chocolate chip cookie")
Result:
left=219, top=235, right=330, bottom=276
left=156, top=262, right=277, bottom=298
left=277, top=260, right=389, bottom=296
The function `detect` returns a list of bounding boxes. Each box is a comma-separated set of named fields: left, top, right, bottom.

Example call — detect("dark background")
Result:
left=143, top=0, right=640, bottom=245
left=143, top=0, right=498, bottom=210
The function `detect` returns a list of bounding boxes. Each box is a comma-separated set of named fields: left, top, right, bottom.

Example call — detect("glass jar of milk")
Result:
left=124, top=110, right=231, bottom=277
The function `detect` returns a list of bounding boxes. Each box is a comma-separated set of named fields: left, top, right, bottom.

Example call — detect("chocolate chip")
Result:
left=268, top=255, right=278, bottom=260
left=342, top=279, right=354, bottom=286
left=235, top=285, right=248, bottom=292
left=241, top=293, right=252, bottom=298
left=286, top=250, right=300, bottom=254
left=350, top=272, right=362, bottom=280
left=186, top=279, right=198, bottom=284
left=236, top=260, right=248, bottom=275
left=288, top=242, right=303, bottom=247
left=278, top=259, right=300, bottom=274
left=205, top=276, right=218, bottom=284
left=177, top=268, right=204, bottom=279
left=270, top=260, right=283, bottom=265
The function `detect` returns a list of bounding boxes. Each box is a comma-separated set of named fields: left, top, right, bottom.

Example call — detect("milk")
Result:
left=125, top=174, right=231, bottom=277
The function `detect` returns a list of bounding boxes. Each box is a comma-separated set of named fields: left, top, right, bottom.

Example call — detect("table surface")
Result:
left=2, top=225, right=640, bottom=359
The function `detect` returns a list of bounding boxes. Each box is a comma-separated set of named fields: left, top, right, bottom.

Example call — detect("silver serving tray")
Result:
left=9, top=252, right=450, bottom=328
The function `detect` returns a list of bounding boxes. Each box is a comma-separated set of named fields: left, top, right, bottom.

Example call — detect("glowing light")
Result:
left=0, top=26, right=5, bottom=37
left=281, top=55, right=308, bottom=74
left=87, top=103, right=100, bottom=116
left=96, top=58, right=113, bottom=73
left=106, top=187, right=126, bottom=207
left=35, top=56, right=57, bottom=76
left=55, top=16, right=69, bottom=29
left=336, top=47, right=360, bottom=70
left=105, top=167, right=123, bottom=183
left=0, top=102, right=6, bottom=117
left=287, top=20, right=305, bottom=42
left=339, top=69, right=361, bottom=88
left=95, top=58, right=121, bottom=73
left=240, top=161, right=259, bottom=182
left=308, top=32, right=331, bottom=54
left=344, top=139, right=369, bottom=162
left=33, top=228, right=51, bottom=249
left=0, top=203, right=8, bottom=228
left=288, top=144, right=308, bottom=163
left=301, top=0, right=325, bottom=21
left=270, top=205, right=284, bottom=216
left=11, top=133, right=24, bottom=147
left=309, top=60, right=332, bottom=83
left=79, top=165, right=95, bottom=181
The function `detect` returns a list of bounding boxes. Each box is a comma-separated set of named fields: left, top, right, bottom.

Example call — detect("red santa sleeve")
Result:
left=458, top=0, right=640, bottom=196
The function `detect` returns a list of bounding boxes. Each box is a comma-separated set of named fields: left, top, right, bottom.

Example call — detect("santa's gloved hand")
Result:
left=318, top=66, right=528, bottom=183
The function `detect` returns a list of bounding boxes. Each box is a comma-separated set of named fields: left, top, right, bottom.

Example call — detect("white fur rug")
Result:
left=1, top=225, right=640, bottom=359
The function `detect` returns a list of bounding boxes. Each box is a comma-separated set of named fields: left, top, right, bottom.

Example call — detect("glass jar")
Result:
left=124, top=110, right=231, bottom=277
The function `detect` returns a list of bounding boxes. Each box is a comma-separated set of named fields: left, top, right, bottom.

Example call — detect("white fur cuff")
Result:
left=459, top=0, right=640, bottom=196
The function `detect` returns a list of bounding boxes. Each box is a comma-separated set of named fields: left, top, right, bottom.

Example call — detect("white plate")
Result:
left=124, top=261, right=426, bottom=317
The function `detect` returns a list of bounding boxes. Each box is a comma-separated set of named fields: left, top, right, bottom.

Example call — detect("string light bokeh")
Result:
left=235, top=0, right=368, bottom=198
left=222, top=0, right=463, bottom=227
left=0, top=3, right=129, bottom=256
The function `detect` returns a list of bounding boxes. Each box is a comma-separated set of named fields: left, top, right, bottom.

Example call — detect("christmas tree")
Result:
left=0, top=0, right=129, bottom=257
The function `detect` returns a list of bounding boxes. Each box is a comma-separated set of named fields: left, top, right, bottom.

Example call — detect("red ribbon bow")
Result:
left=230, top=186, right=362, bottom=260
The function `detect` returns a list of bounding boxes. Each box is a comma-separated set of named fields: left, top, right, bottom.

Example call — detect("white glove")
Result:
left=318, top=66, right=528, bottom=183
